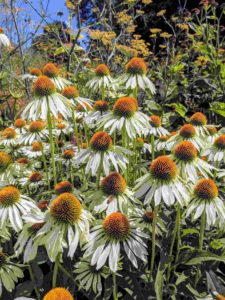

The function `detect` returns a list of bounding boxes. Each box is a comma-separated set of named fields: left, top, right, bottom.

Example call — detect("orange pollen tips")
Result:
left=43, top=288, right=74, bottom=300
left=94, top=100, right=109, bottom=112
left=150, top=156, right=177, bottom=181
left=174, top=141, right=197, bottom=162
left=63, top=149, right=75, bottom=159
left=14, top=118, right=26, bottom=128
left=159, top=135, right=169, bottom=142
left=2, top=128, right=16, bottom=139
left=194, top=179, right=218, bottom=201
left=136, top=137, right=144, bottom=149
left=0, top=152, right=12, bottom=172
left=29, top=120, right=46, bottom=133
left=150, top=115, right=161, bottom=127
left=32, top=141, right=43, bottom=151
left=143, top=211, right=154, bottom=223
left=57, top=123, right=66, bottom=129
left=214, top=135, right=225, bottom=150
left=17, top=157, right=30, bottom=164
left=55, top=181, right=73, bottom=195
left=50, top=193, right=82, bottom=224
left=0, top=252, right=6, bottom=268
left=101, top=172, right=126, bottom=196
left=113, top=97, right=137, bottom=118
left=33, top=75, right=56, bottom=97
left=90, top=131, right=112, bottom=151
left=30, top=68, right=42, bottom=77
left=95, top=64, right=110, bottom=76
left=179, top=124, right=196, bottom=138
left=62, top=86, right=79, bottom=99
left=0, top=186, right=20, bottom=207
left=103, top=212, right=130, bottom=240
left=43, top=63, right=59, bottom=78
left=126, top=57, right=147, bottom=75
left=29, top=172, right=43, bottom=183
left=190, top=112, right=207, bottom=126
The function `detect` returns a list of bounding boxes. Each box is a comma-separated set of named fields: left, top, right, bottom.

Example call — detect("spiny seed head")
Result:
left=174, top=141, right=197, bottom=162
left=0, top=186, right=20, bottom=207
left=63, top=149, right=75, bottom=159
left=126, top=57, right=147, bottom=75
left=103, top=212, right=130, bottom=240
left=136, top=137, right=144, bottom=149
left=0, top=252, right=6, bottom=268
left=29, top=120, right=46, bottom=133
left=76, top=103, right=92, bottom=112
left=150, top=115, right=161, bottom=127
left=43, top=288, right=74, bottom=300
left=194, top=179, right=218, bottom=201
left=57, top=122, right=66, bottom=129
left=38, top=200, right=49, bottom=210
left=0, top=152, right=12, bottom=172
left=93, top=100, right=109, bottom=112
left=150, top=156, right=177, bottom=182
left=95, top=64, right=110, bottom=76
left=27, top=222, right=45, bottom=235
left=90, top=131, right=112, bottom=151
left=62, top=86, right=79, bottom=99
left=14, top=118, right=26, bottom=128
left=43, top=63, right=59, bottom=78
left=113, top=97, right=137, bottom=118
left=207, top=126, right=217, bottom=135
left=29, top=172, right=43, bottom=183
left=50, top=193, right=82, bottom=224
left=0, top=28, right=4, bottom=34
left=159, top=135, right=169, bottom=142
left=1, top=128, right=16, bottom=139
left=32, top=141, right=43, bottom=151
left=214, top=135, right=225, bottom=150
left=17, top=157, right=30, bottom=164
left=190, top=112, right=207, bottom=126
left=29, top=68, right=42, bottom=77
left=33, top=75, right=56, bottom=97
left=55, top=181, right=73, bottom=195
left=179, top=124, right=196, bottom=138
left=81, top=142, right=88, bottom=149
left=143, top=211, right=154, bottom=223
left=101, top=172, right=126, bottom=196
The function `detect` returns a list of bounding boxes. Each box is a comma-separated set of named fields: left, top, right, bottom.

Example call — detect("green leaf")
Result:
left=54, top=47, right=65, bottom=56
left=147, top=100, right=162, bottom=112
left=155, top=263, right=166, bottom=300
left=182, top=228, right=199, bottom=237
left=166, top=103, right=187, bottom=117
left=185, top=251, right=225, bottom=265
left=170, top=63, right=185, bottom=74
left=210, top=102, right=225, bottom=117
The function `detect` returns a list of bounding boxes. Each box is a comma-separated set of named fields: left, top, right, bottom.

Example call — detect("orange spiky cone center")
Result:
left=63, top=149, right=75, bottom=159
left=17, top=157, right=30, bottom=164
left=0, top=152, right=12, bottom=172
left=43, top=287, right=74, bottom=300
left=55, top=181, right=73, bottom=195
left=0, top=186, right=20, bottom=206
left=95, top=64, right=110, bottom=76
left=1, top=128, right=16, bottom=139
left=143, top=211, right=154, bottom=223
left=29, top=172, right=43, bottom=182
left=190, top=112, right=207, bottom=126
left=30, top=68, right=42, bottom=77
left=43, top=63, right=59, bottom=78
left=103, top=212, right=130, bottom=240
left=32, top=141, right=43, bottom=151
left=113, top=97, right=137, bottom=118
left=150, top=115, right=161, bottom=128
left=62, top=86, right=79, bottom=99
left=174, top=141, right=197, bottom=162
left=93, top=100, right=109, bottom=112
left=14, top=118, right=26, bottom=128
left=90, top=131, right=112, bottom=151
left=33, top=75, right=56, bottom=97
left=194, top=178, right=218, bottom=201
left=126, top=57, right=147, bottom=75
left=214, top=135, right=225, bottom=150
left=150, top=156, right=177, bottom=181
left=29, top=121, right=46, bottom=133
left=179, top=124, right=196, bottom=138
left=101, top=172, right=126, bottom=196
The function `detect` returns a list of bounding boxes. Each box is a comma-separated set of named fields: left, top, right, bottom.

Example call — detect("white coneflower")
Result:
left=62, top=86, right=93, bottom=110
left=21, top=68, right=42, bottom=81
left=0, top=185, right=37, bottom=232
left=171, top=141, right=214, bottom=183
left=99, top=97, right=149, bottom=139
left=55, top=149, right=77, bottom=168
left=19, top=120, right=49, bottom=145
left=0, top=127, right=19, bottom=147
left=84, top=212, right=148, bottom=272
left=13, top=118, right=27, bottom=134
left=19, top=170, right=46, bottom=190
left=0, top=151, right=15, bottom=184
left=43, top=63, right=71, bottom=90
left=21, top=141, right=49, bottom=159
left=0, top=28, right=10, bottom=47
left=87, top=172, right=137, bottom=215
left=85, top=100, right=109, bottom=126
left=135, top=156, right=189, bottom=206
left=146, top=115, right=169, bottom=137
left=34, top=192, right=92, bottom=261
left=190, top=112, right=209, bottom=137
left=75, top=131, right=131, bottom=176
left=203, top=134, right=225, bottom=164
left=22, top=76, right=72, bottom=120
left=119, top=57, right=155, bottom=94
left=186, top=179, right=225, bottom=226
left=168, top=124, right=205, bottom=151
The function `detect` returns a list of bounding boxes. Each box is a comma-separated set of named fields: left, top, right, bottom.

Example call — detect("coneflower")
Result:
left=0, top=28, right=10, bottom=47
left=43, top=63, right=71, bottom=90
left=43, top=287, right=74, bottom=300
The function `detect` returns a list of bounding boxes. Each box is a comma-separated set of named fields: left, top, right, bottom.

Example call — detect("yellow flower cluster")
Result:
left=176, top=23, right=189, bottom=31
left=157, top=9, right=166, bottom=17
left=89, top=30, right=116, bottom=46
left=116, top=44, right=138, bottom=57
left=160, top=32, right=172, bottom=39
left=131, top=35, right=152, bottom=57
left=116, top=10, right=133, bottom=24
left=142, top=0, right=153, bottom=4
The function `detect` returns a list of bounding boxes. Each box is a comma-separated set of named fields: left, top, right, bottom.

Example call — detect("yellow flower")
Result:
left=150, top=28, right=162, bottom=34
left=142, top=0, right=153, bottom=3
left=195, top=55, right=209, bottom=66
left=176, top=23, right=189, bottom=31
left=160, top=32, right=172, bottom=38
left=157, top=9, right=166, bottom=17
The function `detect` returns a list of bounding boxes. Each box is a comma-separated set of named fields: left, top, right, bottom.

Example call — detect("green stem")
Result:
left=47, top=98, right=57, bottom=186
left=52, top=254, right=60, bottom=288
left=175, top=204, right=181, bottom=264
left=149, top=205, right=159, bottom=281
left=28, top=264, right=40, bottom=300
left=96, top=153, right=103, bottom=188
left=41, top=150, right=50, bottom=189
left=58, top=263, right=77, bottom=285
left=72, top=109, right=80, bottom=150
left=151, top=134, right=155, bottom=161
left=112, top=272, right=118, bottom=300
left=101, top=84, right=105, bottom=100
left=199, top=209, right=206, bottom=250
